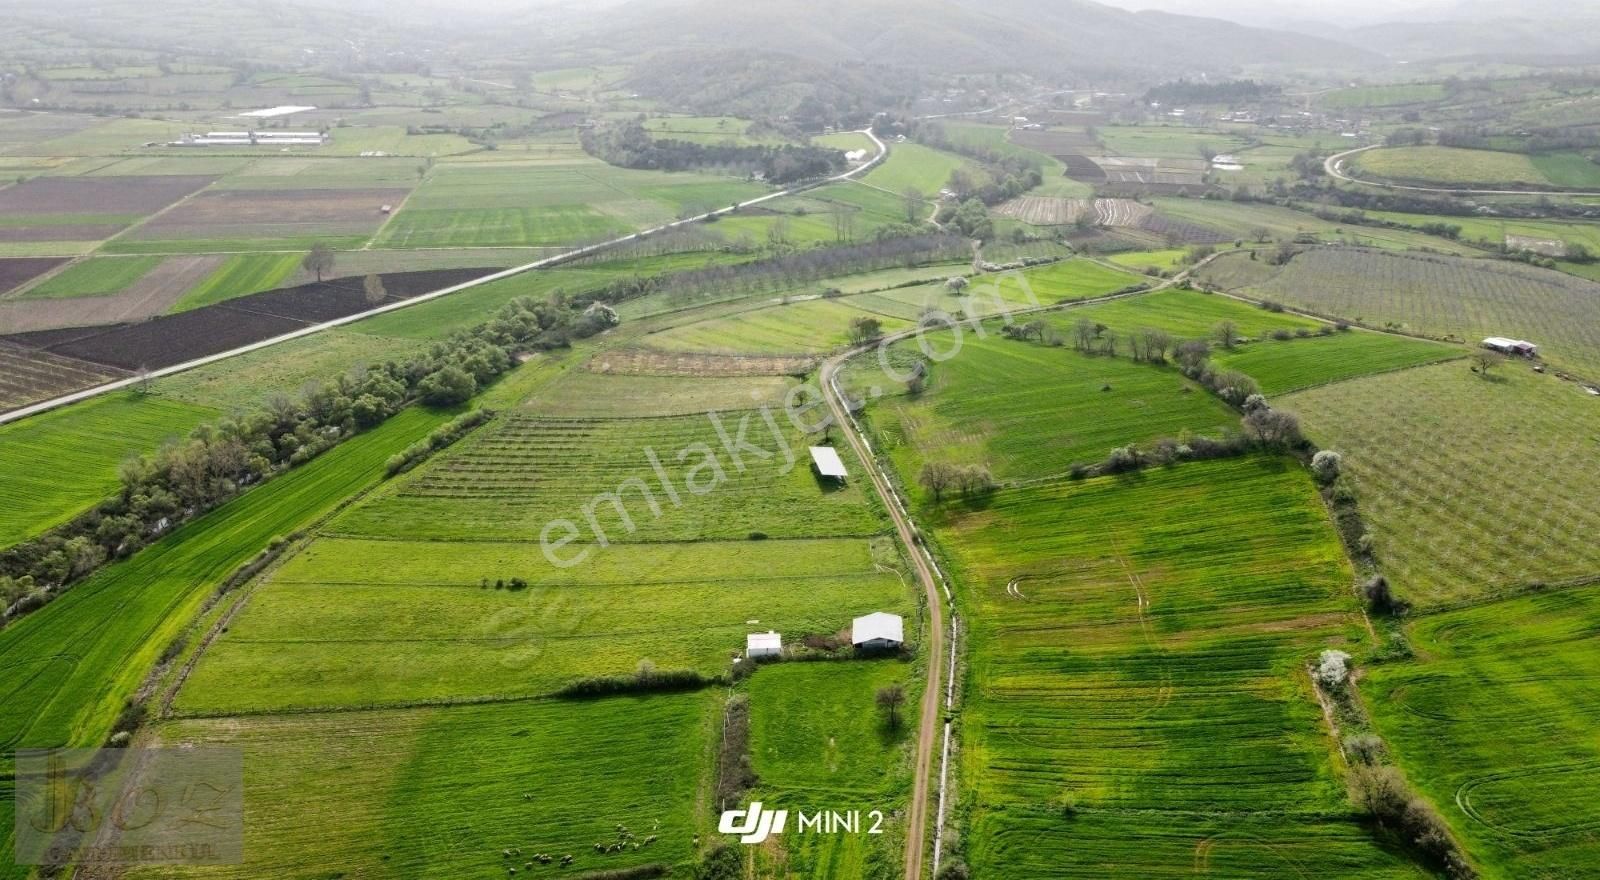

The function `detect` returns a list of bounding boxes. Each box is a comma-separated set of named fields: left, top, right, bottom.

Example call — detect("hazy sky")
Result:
left=1093, top=0, right=1457, bottom=27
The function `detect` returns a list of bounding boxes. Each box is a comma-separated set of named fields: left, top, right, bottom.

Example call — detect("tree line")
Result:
left=0, top=293, right=617, bottom=623
left=580, top=118, right=845, bottom=184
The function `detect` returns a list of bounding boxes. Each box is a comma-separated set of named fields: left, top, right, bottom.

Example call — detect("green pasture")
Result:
left=17, top=255, right=162, bottom=299
left=166, top=251, right=301, bottom=312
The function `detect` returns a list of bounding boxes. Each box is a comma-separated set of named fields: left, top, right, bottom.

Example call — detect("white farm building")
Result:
left=852, top=612, right=904, bottom=651
left=746, top=631, right=782, bottom=659
left=1483, top=337, right=1538, bottom=357
left=809, top=446, right=848, bottom=482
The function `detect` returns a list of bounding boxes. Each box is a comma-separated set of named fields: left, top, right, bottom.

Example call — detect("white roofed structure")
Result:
left=236, top=105, right=317, bottom=118
left=746, top=631, right=782, bottom=658
left=852, top=612, right=904, bottom=650
left=809, top=446, right=847, bottom=481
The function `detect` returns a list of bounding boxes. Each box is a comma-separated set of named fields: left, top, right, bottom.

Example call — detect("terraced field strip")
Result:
left=133, top=693, right=720, bottom=879
left=174, top=536, right=909, bottom=714
left=1214, top=329, right=1463, bottom=395
left=326, top=411, right=884, bottom=543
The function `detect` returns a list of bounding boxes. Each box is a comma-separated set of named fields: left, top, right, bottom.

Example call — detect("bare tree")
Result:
left=904, top=188, right=926, bottom=224
left=303, top=242, right=335, bottom=283
left=876, top=684, right=906, bottom=730
left=362, top=273, right=386, bottom=305
left=918, top=462, right=956, bottom=501
left=1471, top=349, right=1505, bottom=377
left=1214, top=320, right=1240, bottom=350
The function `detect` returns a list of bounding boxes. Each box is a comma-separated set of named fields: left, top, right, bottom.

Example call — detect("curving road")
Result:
left=0, top=129, right=889, bottom=427
left=1325, top=143, right=1600, bottom=196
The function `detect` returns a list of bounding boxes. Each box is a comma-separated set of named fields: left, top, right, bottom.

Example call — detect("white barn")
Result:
left=1483, top=337, right=1538, bottom=357
left=746, top=631, right=782, bottom=659
left=852, top=612, right=904, bottom=651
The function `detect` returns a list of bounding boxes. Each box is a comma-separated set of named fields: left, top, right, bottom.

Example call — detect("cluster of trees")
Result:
left=917, top=462, right=996, bottom=502
left=0, top=294, right=614, bottom=622
left=580, top=119, right=844, bottom=184
left=1143, top=79, right=1280, bottom=105
left=1066, top=318, right=1175, bottom=363
left=939, top=198, right=994, bottom=240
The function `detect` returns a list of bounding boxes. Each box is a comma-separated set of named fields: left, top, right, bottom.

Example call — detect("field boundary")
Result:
left=0, top=130, right=888, bottom=426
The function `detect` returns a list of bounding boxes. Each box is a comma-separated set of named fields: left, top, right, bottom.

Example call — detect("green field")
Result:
left=1364, top=589, right=1600, bottom=878
left=326, top=411, right=884, bottom=542
left=1287, top=361, right=1600, bottom=608
left=0, top=406, right=452, bottom=872
left=645, top=297, right=915, bottom=355
left=1150, top=199, right=1479, bottom=254
left=926, top=458, right=1408, bottom=877
left=1352, top=146, right=1551, bottom=188
left=166, top=251, right=301, bottom=312
left=0, top=392, right=216, bottom=546
left=1530, top=151, right=1600, bottom=189
left=135, top=693, right=719, bottom=879
left=1320, top=83, right=1449, bottom=108
left=1050, top=287, right=1322, bottom=341
left=746, top=659, right=915, bottom=878
left=862, top=143, right=984, bottom=197
left=1202, top=247, right=1600, bottom=379
left=175, top=535, right=908, bottom=714
left=527, top=368, right=799, bottom=417
left=860, top=333, right=1238, bottom=489
left=153, top=328, right=423, bottom=410
left=17, top=255, right=162, bottom=299
left=1097, top=125, right=1252, bottom=159
left=1214, top=330, right=1463, bottom=395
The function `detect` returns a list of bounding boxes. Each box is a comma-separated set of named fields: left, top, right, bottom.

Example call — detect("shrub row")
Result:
left=385, top=408, right=495, bottom=476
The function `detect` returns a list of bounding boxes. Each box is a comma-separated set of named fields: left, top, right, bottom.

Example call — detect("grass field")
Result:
left=166, top=252, right=301, bottom=312
left=0, top=392, right=216, bottom=546
left=1214, top=330, right=1463, bottom=395
left=924, top=458, right=1408, bottom=877
left=645, top=297, right=915, bottom=355
left=0, top=406, right=452, bottom=871
left=1151, top=200, right=1479, bottom=254
left=326, top=410, right=884, bottom=543
left=940, top=122, right=1091, bottom=198
left=1352, top=146, right=1550, bottom=188
left=746, top=659, right=915, bottom=878
left=17, top=255, right=162, bottom=299
left=862, top=143, right=984, bottom=197
left=1097, top=125, right=1252, bottom=160
left=175, top=535, right=908, bottom=714
left=1529, top=151, right=1600, bottom=189
left=860, top=333, right=1237, bottom=489
left=135, top=693, right=719, bottom=879
left=528, top=368, right=799, bottom=417
left=1363, top=589, right=1600, bottom=878
left=1049, top=287, right=1322, bottom=341
left=1204, top=247, right=1600, bottom=379
left=153, top=329, right=423, bottom=411
left=1286, top=361, right=1600, bottom=607
left=1319, top=83, right=1449, bottom=108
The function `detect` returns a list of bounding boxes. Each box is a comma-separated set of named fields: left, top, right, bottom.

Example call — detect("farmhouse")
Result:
left=1483, top=337, right=1539, bottom=357
left=852, top=612, right=904, bottom=651
left=809, top=446, right=847, bottom=482
left=746, top=631, right=781, bottom=659
left=171, top=130, right=328, bottom=147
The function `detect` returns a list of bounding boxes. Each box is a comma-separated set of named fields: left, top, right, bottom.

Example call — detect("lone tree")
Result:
left=1471, top=349, right=1505, bottom=377
left=918, top=462, right=956, bottom=501
left=1214, top=319, right=1240, bottom=350
left=848, top=315, right=884, bottom=345
left=904, top=188, right=926, bottom=224
left=875, top=683, right=906, bottom=730
left=303, top=242, right=336, bottom=283
left=946, top=275, right=969, bottom=295
left=362, top=273, right=386, bottom=305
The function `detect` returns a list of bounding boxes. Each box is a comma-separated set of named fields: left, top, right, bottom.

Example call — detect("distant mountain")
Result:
left=570, top=0, right=1378, bottom=76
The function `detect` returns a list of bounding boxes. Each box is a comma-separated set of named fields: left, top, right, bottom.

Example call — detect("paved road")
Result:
left=1325, top=143, right=1600, bottom=196
left=0, top=130, right=889, bottom=427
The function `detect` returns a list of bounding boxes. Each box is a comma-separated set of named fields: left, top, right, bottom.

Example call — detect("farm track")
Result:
left=0, top=130, right=889, bottom=426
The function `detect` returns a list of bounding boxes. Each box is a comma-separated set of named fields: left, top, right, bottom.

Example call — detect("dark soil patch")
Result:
left=0, top=343, right=124, bottom=410
left=136, top=187, right=411, bottom=239
left=1058, top=154, right=1108, bottom=185
left=0, top=267, right=497, bottom=372
left=0, top=257, right=69, bottom=294
left=1140, top=213, right=1233, bottom=244
left=0, top=175, right=214, bottom=215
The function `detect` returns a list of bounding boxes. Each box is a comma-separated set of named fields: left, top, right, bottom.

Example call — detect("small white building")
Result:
left=746, top=631, right=782, bottom=659
left=809, top=446, right=847, bottom=482
left=1483, top=337, right=1538, bottom=357
left=852, top=612, right=904, bottom=651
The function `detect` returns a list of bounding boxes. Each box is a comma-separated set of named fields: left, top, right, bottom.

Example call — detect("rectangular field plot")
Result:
left=135, top=694, right=717, bottom=880
left=130, top=186, right=410, bottom=247
left=1054, top=287, right=1322, bottom=340
left=0, top=343, right=123, bottom=412
left=1219, top=247, right=1600, bottom=379
left=0, top=392, right=215, bottom=545
left=935, top=459, right=1379, bottom=876
left=1364, top=589, right=1600, bottom=877
left=326, top=412, right=884, bottom=542
left=862, top=143, right=985, bottom=196
left=175, top=536, right=908, bottom=714
left=1285, top=362, right=1600, bottom=607
left=857, top=334, right=1237, bottom=486
left=643, top=298, right=914, bottom=355
left=1213, top=330, right=1463, bottom=395
left=528, top=368, right=800, bottom=417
